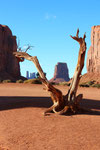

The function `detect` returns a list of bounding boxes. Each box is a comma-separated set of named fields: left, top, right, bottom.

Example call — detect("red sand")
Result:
left=0, top=83, right=100, bottom=150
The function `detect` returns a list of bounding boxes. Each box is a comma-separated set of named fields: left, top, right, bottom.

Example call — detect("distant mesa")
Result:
left=0, top=24, right=25, bottom=81
left=26, top=71, right=36, bottom=79
left=50, top=62, right=70, bottom=83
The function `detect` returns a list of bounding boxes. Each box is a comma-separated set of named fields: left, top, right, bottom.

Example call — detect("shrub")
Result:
left=59, top=82, right=70, bottom=86
left=87, top=80, right=95, bottom=86
left=79, top=80, right=100, bottom=88
left=16, top=79, right=23, bottom=83
left=92, top=84, right=100, bottom=88
left=79, top=82, right=90, bottom=87
left=50, top=82, right=59, bottom=85
left=79, top=80, right=95, bottom=87
left=2, top=79, right=12, bottom=83
left=24, top=79, right=42, bottom=84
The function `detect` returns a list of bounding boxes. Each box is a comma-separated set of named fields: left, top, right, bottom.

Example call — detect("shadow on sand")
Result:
left=0, top=96, right=100, bottom=115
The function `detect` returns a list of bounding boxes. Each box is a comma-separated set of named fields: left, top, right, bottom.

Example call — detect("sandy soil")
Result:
left=0, top=83, right=100, bottom=150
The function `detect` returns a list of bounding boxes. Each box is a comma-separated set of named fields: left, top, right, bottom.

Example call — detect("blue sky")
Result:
left=0, top=0, right=100, bottom=79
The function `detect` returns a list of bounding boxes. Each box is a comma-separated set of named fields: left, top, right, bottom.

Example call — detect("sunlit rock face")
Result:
left=87, top=26, right=100, bottom=73
left=50, top=62, right=70, bottom=83
left=0, top=24, right=21, bottom=80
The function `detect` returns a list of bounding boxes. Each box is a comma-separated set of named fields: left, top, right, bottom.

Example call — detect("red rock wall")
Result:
left=87, top=26, right=100, bottom=73
left=0, top=25, right=21, bottom=80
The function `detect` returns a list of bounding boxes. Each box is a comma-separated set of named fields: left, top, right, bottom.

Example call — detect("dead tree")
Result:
left=13, top=29, right=87, bottom=115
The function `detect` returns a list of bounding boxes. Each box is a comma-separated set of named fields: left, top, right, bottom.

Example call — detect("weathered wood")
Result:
left=56, top=29, right=87, bottom=114
left=68, top=29, right=86, bottom=101
left=68, top=29, right=86, bottom=102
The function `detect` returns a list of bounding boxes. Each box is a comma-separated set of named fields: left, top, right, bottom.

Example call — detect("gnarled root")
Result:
left=48, top=94, right=83, bottom=115
left=43, top=103, right=59, bottom=116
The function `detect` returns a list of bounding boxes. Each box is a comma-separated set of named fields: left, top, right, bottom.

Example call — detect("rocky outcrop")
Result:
left=50, top=62, right=70, bottom=83
left=80, top=73, right=100, bottom=84
left=0, top=24, right=24, bottom=81
left=87, top=25, right=100, bottom=73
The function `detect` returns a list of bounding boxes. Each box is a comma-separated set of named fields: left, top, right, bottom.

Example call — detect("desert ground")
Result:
left=0, top=83, right=100, bottom=150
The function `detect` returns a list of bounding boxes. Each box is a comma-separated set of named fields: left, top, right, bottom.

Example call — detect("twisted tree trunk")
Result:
left=13, top=29, right=87, bottom=115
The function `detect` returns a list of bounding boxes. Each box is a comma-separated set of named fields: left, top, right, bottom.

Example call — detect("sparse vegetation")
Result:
left=16, top=79, right=23, bottom=83
left=24, top=79, right=42, bottom=84
left=36, top=72, right=46, bottom=78
left=59, top=82, right=70, bottom=86
left=92, top=84, right=100, bottom=88
left=79, top=80, right=100, bottom=88
left=87, top=80, right=95, bottom=86
left=50, top=82, right=59, bottom=85
left=2, top=79, right=12, bottom=83
left=79, top=83, right=89, bottom=87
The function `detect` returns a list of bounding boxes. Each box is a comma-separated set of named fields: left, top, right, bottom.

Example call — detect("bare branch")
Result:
left=25, top=45, right=34, bottom=53
left=67, top=29, right=87, bottom=103
left=16, top=38, right=33, bottom=53
left=76, top=28, right=79, bottom=38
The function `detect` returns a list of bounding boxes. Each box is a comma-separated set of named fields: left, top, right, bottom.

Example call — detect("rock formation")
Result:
left=50, top=62, right=70, bottom=83
left=0, top=24, right=24, bottom=81
left=26, top=71, right=36, bottom=79
left=87, top=25, right=100, bottom=73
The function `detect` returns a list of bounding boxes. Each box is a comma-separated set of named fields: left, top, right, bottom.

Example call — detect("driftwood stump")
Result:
left=13, top=29, right=87, bottom=115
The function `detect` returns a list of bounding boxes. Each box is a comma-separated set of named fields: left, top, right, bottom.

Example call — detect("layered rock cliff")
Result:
left=87, top=25, right=100, bottom=73
left=50, top=62, right=70, bottom=83
left=0, top=24, right=23, bottom=81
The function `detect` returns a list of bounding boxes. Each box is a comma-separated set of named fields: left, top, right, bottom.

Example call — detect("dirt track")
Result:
left=0, top=83, right=100, bottom=150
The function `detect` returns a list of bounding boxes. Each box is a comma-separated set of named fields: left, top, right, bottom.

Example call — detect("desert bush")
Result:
left=50, top=82, right=59, bottom=85
left=16, top=79, right=23, bottom=83
left=79, top=80, right=95, bottom=87
left=79, top=80, right=100, bottom=88
left=24, top=79, right=42, bottom=84
left=87, top=80, right=95, bottom=86
left=92, top=84, right=100, bottom=88
left=2, top=79, right=12, bottom=83
left=59, top=82, right=70, bottom=86
left=79, top=82, right=89, bottom=87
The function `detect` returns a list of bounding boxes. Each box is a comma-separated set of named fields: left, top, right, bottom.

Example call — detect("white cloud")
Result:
left=53, top=15, right=57, bottom=19
left=45, top=13, right=57, bottom=20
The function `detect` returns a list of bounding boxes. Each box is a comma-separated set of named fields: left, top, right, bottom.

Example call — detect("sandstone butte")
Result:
left=81, top=25, right=100, bottom=84
left=87, top=25, right=100, bottom=73
left=50, top=62, right=70, bottom=83
left=0, top=24, right=25, bottom=81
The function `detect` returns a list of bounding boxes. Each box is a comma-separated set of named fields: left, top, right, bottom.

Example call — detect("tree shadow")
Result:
left=0, top=96, right=52, bottom=111
left=77, top=98, right=100, bottom=116
left=80, top=98, right=100, bottom=110
left=0, top=96, right=100, bottom=115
